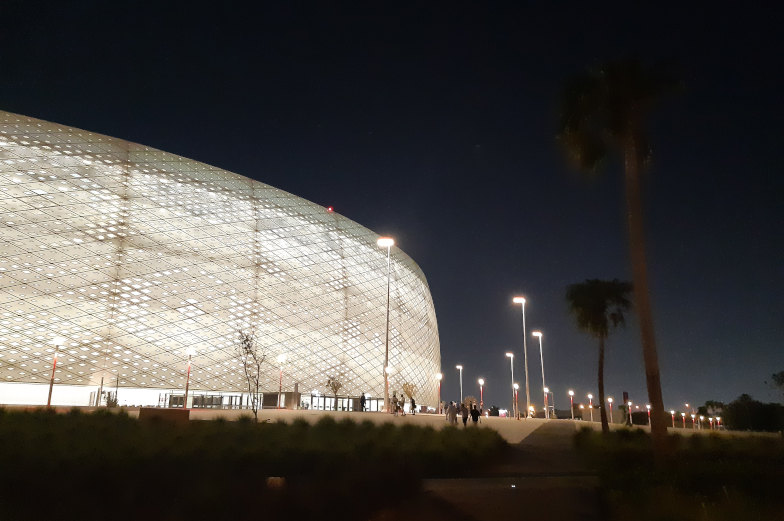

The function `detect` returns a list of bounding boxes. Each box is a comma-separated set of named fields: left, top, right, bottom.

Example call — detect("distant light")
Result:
left=607, top=397, right=613, bottom=403
left=670, top=410, right=675, bottom=415
left=568, top=390, right=574, bottom=396
left=51, top=337, right=66, bottom=346
left=377, top=237, right=394, bottom=248
left=532, top=331, right=542, bottom=338
left=436, top=372, right=443, bottom=380
left=646, top=404, right=651, bottom=410
left=478, top=378, right=485, bottom=386
left=326, top=206, right=334, bottom=212
left=276, top=354, right=287, bottom=364
left=455, top=365, right=463, bottom=370
left=512, top=296, right=526, bottom=304
left=587, top=393, right=593, bottom=399
left=513, top=383, right=519, bottom=390
left=505, top=352, right=514, bottom=358
left=185, top=347, right=196, bottom=356
left=543, top=387, right=549, bottom=393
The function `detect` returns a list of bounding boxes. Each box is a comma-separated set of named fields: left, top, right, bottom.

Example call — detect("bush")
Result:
left=0, top=408, right=506, bottom=521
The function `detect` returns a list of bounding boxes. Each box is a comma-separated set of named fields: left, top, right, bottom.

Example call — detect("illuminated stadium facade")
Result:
left=0, top=110, right=441, bottom=409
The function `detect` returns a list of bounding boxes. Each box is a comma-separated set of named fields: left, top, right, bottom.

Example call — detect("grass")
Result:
left=0, top=407, right=506, bottom=521
left=574, top=427, right=784, bottom=521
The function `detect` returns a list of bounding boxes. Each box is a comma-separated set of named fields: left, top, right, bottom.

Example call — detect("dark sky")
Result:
left=2, top=3, right=782, bottom=411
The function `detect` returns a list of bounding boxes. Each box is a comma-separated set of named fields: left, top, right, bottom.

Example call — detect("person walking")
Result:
left=360, top=393, right=366, bottom=412
left=447, top=401, right=458, bottom=425
left=392, top=392, right=399, bottom=416
left=470, top=404, right=480, bottom=425
left=410, top=397, right=416, bottom=415
left=461, top=402, right=469, bottom=427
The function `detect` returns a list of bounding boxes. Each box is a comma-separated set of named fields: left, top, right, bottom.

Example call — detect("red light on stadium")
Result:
left=326, top=206, right=334, bottom=213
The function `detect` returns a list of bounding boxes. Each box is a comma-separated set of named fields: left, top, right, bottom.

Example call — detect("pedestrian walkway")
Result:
left=421, top=421, right=603, bottom=521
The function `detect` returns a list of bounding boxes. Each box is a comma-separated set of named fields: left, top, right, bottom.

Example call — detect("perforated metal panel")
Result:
left=0, top=111, right=441, bottom=405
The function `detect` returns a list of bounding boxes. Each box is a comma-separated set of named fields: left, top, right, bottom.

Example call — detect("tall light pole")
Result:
left=568, top=390, right=575, bottom=420
left=587, top=393, right=594, bottom=422
left=512, top=296, right=530, bottom=417
left=436, top=373, right=443, bottom=413
left=377, top=236, right=394, bottom=413
left=646, top=404, right=652, bottom=426
left=627, top=400, right=633, bottom=426
left=478, top=378, right=485, bottom=410
left=456, top=365, right=463, bottom=404
left=513, top=383, right=519, bottom=419
left=183, top=347, right=195, bottom=409
left=505, top=352, right=515, bottom=418
left=681, top=412, right=686, bottom=428
left=276, top=353, right=286, bottom=409
left=47, top=337, right=66, bottom=408
left=532, top=331, right=546, bottom=419
left=670, top=410, right=676, bottom=428
left=607, top=397, right=614, bottom=423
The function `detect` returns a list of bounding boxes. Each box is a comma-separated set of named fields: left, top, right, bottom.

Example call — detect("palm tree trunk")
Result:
left=624, top=136, right=667, bottom=445
left=598, top=335, right=609, bottom=434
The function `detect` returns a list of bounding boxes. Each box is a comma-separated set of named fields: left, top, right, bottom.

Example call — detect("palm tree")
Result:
left=558, top=59, right=677, bottom=444
left=566, top=279, right=632, bottom=434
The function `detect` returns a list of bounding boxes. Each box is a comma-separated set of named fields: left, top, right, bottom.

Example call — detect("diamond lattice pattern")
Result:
left=0, top=111, right=441, bottom=405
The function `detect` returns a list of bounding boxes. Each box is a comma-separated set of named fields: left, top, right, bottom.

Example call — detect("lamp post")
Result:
left=183, top=347, right=195, bottom=409
left=47, top=337, right=66, bottom=408
left=646, top=404, right=652, bottom=426
left=478, top=378, right=484, bottom=410
left=691, top=413, right=696, bottom=429
left=587, top=393, right=594, bottom=422
left=532, top=331, right=546, bottom=419
left=568, top=390, right=575, bottom=420
left=699, top=415, right=704, bottom=430
left=708, top=417, right=714, bottom=430
left=512, top=296, right=530, bottom=417
left=670, top=410, right=676, bottom=428
left=276, top=353, right=286, bottom=409
left=377, top=236, right=394, bottom=412
left=716, top=416, right=721, bottom=429
left=627, top=400, right=633, bottom=426
left=505, top=352, right=515, bottom=418
left=455, top=365, right=464, bottom=404
left=681, top=412, right=686, bottom=428
left=436, top=373, right=443, bottom=414
left=513, top=383, right=519, bottom=419
left=607, top=397, right=614, bottom=423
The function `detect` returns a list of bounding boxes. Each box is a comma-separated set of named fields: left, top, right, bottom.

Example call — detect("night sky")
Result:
left=2, top=3, right=782, bottom=411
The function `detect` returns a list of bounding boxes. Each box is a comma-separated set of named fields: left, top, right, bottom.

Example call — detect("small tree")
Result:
left=326, top=377, right=343, bottom=411
left=402, top=382, right=417, bottom=401
left=463, top=395, right=478, bottom=409
left=766, top=371, right=784, bottom=400
left=237, top=330, right=267, bottom=422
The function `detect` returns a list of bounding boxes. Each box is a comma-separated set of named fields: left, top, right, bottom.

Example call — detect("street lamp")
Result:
left=47, top=337, right=66, bottom=407
left=456, top=365, right=463, bottom=404
left=276, top=353, right=287, bottom=409
left=513, top=383, right=519, bottom=419
left=568, top=390, right=575, bottom=420
left=716, top=416, right=721, bottom=429
left=377, top=236, right=394, bottom=413
left=587, top=393, right=594, bottom=422
left=532, top=331, right=546, bottom=419
left=670, top=410, right=676, bottom=428
left=183, top=347, right=195, bottom=409
left=478, top=378, right=485, bottom=410
left=607, top=397, right=613, bottom=423
left=691, top=413, right=696, bottom=429
left=512, top=296, right=530, bottom=417
left=505, top=352, right=515, bottom=418
left=436, top=373, right=443, bottom=414
left=627, top=400, right=633, bottom=426
left=708, top=417, right=714, bottom=430
left=699, top=415, right=704, bottom=430
left=681, top=412, right=686, bottom=428
left=646, top=404, right=651, bottom=426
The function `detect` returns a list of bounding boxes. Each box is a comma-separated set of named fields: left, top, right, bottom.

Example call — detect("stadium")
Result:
left=0, top=110, right=441, bottom=411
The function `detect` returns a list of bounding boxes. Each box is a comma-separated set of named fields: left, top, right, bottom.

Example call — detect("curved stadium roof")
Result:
left=0, top=110, right=441, bottom=406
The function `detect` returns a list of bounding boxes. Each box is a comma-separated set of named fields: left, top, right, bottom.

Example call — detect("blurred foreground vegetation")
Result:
left=575, top=427, right=784, bottom=521
left=0, top=408, right=506, bottom=521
